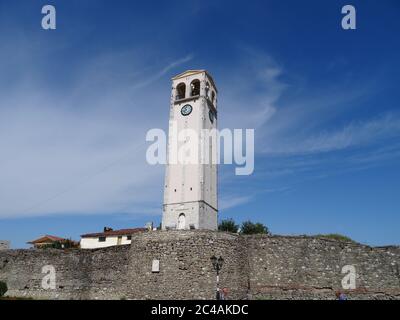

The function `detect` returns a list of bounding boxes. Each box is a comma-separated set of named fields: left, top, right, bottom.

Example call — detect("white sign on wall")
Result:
left=152, top=259, right=160, bottom=273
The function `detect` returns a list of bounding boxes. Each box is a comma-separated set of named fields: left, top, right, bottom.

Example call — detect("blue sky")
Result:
left=0, top=0, right=399, bottom=248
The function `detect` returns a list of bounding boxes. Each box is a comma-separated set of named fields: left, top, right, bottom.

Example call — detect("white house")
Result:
left=80, top=227, right=147, bottom=249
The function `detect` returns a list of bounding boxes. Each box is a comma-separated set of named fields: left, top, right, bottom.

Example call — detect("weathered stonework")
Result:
left=0, top=231, right=399, bottom=300
left=0, top=241, right=10, bottom=251
left=126, top=231, right=248, bottom=300
left=0, top=245, right=131, bottom=299
left=245, top=235, right=400, bottom=300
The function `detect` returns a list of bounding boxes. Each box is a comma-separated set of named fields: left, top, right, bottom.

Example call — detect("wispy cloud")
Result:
left=219, top=48, right=285, bottom=130
left=131, top=54, right=194, bottom=89
left=218, top=48, right=399, bottom=162
left=0, top=49, right=190, bottom=219
left=215, top=47, right=400, bottom=202
left=219, top=195, right=253, bottom=210
left=1, top=40, right=399, bottom=220
left=265, top=112, right=400, bottom=155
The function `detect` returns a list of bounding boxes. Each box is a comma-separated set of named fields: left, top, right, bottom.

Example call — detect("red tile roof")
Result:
left=28, top=235, right=69, bottom=244
left=80, top=228, right=147, bottom=238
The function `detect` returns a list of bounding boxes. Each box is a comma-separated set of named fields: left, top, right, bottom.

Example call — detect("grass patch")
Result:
left=314, top=233, right=357, bottom=243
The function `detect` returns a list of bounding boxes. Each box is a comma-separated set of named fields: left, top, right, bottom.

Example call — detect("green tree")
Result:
left=240, top=221, right=269, bottom=235
left=218, top=219, right=239, bottom=233
left=0, top=281, right=7, bottom=297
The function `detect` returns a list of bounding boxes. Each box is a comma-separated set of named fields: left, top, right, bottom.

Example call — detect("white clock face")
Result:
left=181, top=104, right=192, bottom=116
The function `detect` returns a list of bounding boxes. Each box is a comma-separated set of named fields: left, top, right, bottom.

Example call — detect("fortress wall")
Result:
left=246, top=236, right=400, bottom=300
left=0, top=245, right=131, bottom=299
left=126, top=231, right=248, bottom=299
left=0, top=241, right=10, bottom=251
left=0, top=231, right=399, bottom=300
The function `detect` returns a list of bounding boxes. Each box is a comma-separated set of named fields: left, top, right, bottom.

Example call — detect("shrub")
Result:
left=0, top=281, right=8, bottom=297
left=40, top=239, right=78, bottom=249
left=240, top=221, right=269, bottom=235
left=62, top=239, right=78, bottom=249
left=218, top=219, right=239, bottom=233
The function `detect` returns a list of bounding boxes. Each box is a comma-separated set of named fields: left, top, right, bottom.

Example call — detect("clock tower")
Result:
left=162, top=70, right=218, bottom=230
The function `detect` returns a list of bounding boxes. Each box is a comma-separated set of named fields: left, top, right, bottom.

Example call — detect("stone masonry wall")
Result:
left=246, top=235, right=400, bottom=300
left=0, top=241, right=10, bottom=251
left=0, top=231, right=399, bottom=300
left=0, top=245, right=131, bottom=299
left=126, top=231, right=248, bottom=300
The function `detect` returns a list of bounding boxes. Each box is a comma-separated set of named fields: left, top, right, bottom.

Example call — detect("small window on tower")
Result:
left=176, top=83, right=186, bottom=100
left=190, top=79, right=200, bottom=96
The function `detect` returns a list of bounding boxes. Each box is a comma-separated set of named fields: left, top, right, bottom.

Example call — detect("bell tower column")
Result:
left=162, top=70, right=218, bottom=230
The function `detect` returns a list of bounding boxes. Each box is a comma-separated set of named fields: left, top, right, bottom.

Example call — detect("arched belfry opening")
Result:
left=190, top=79, right=200, bottom=96
left=176, top=83, right=186, bottom=100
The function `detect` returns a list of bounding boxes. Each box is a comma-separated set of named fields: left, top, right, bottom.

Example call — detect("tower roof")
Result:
left=172, top=70, right=217, bottom=91
left=172, top=70, right=205, bottom=79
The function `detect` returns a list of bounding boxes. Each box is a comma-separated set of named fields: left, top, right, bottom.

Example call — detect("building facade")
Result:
left=80, top=228, right=146, bottom=249
left=162, top=70, right=218, bottom=230
left=27, top=235, right=78, bottom=249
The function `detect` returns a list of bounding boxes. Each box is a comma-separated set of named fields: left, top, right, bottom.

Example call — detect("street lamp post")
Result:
left=210, top=255, right=224, bottom=300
